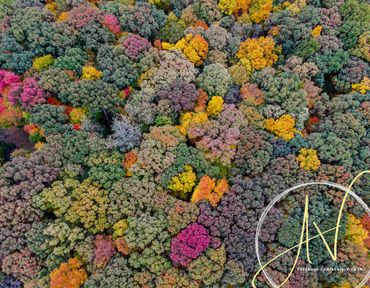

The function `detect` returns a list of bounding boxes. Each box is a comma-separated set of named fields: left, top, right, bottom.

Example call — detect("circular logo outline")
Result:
left=254, top=181, right=370, bottom=288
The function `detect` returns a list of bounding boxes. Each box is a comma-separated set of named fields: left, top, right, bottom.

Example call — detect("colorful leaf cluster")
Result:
left=0, top=0, right=368, bottom=287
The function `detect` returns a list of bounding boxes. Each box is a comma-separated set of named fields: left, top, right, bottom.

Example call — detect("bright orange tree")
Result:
left=50, top=258, right=87, bottom=288
left=191, top=175, right=229, bottom=206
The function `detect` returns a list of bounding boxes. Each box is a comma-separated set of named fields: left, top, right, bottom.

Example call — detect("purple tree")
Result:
left=170, top=223, right=211, bottom=267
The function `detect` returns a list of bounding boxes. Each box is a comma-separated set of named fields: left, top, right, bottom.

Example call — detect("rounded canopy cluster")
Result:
left=0, top=0, right=369, bottom=287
